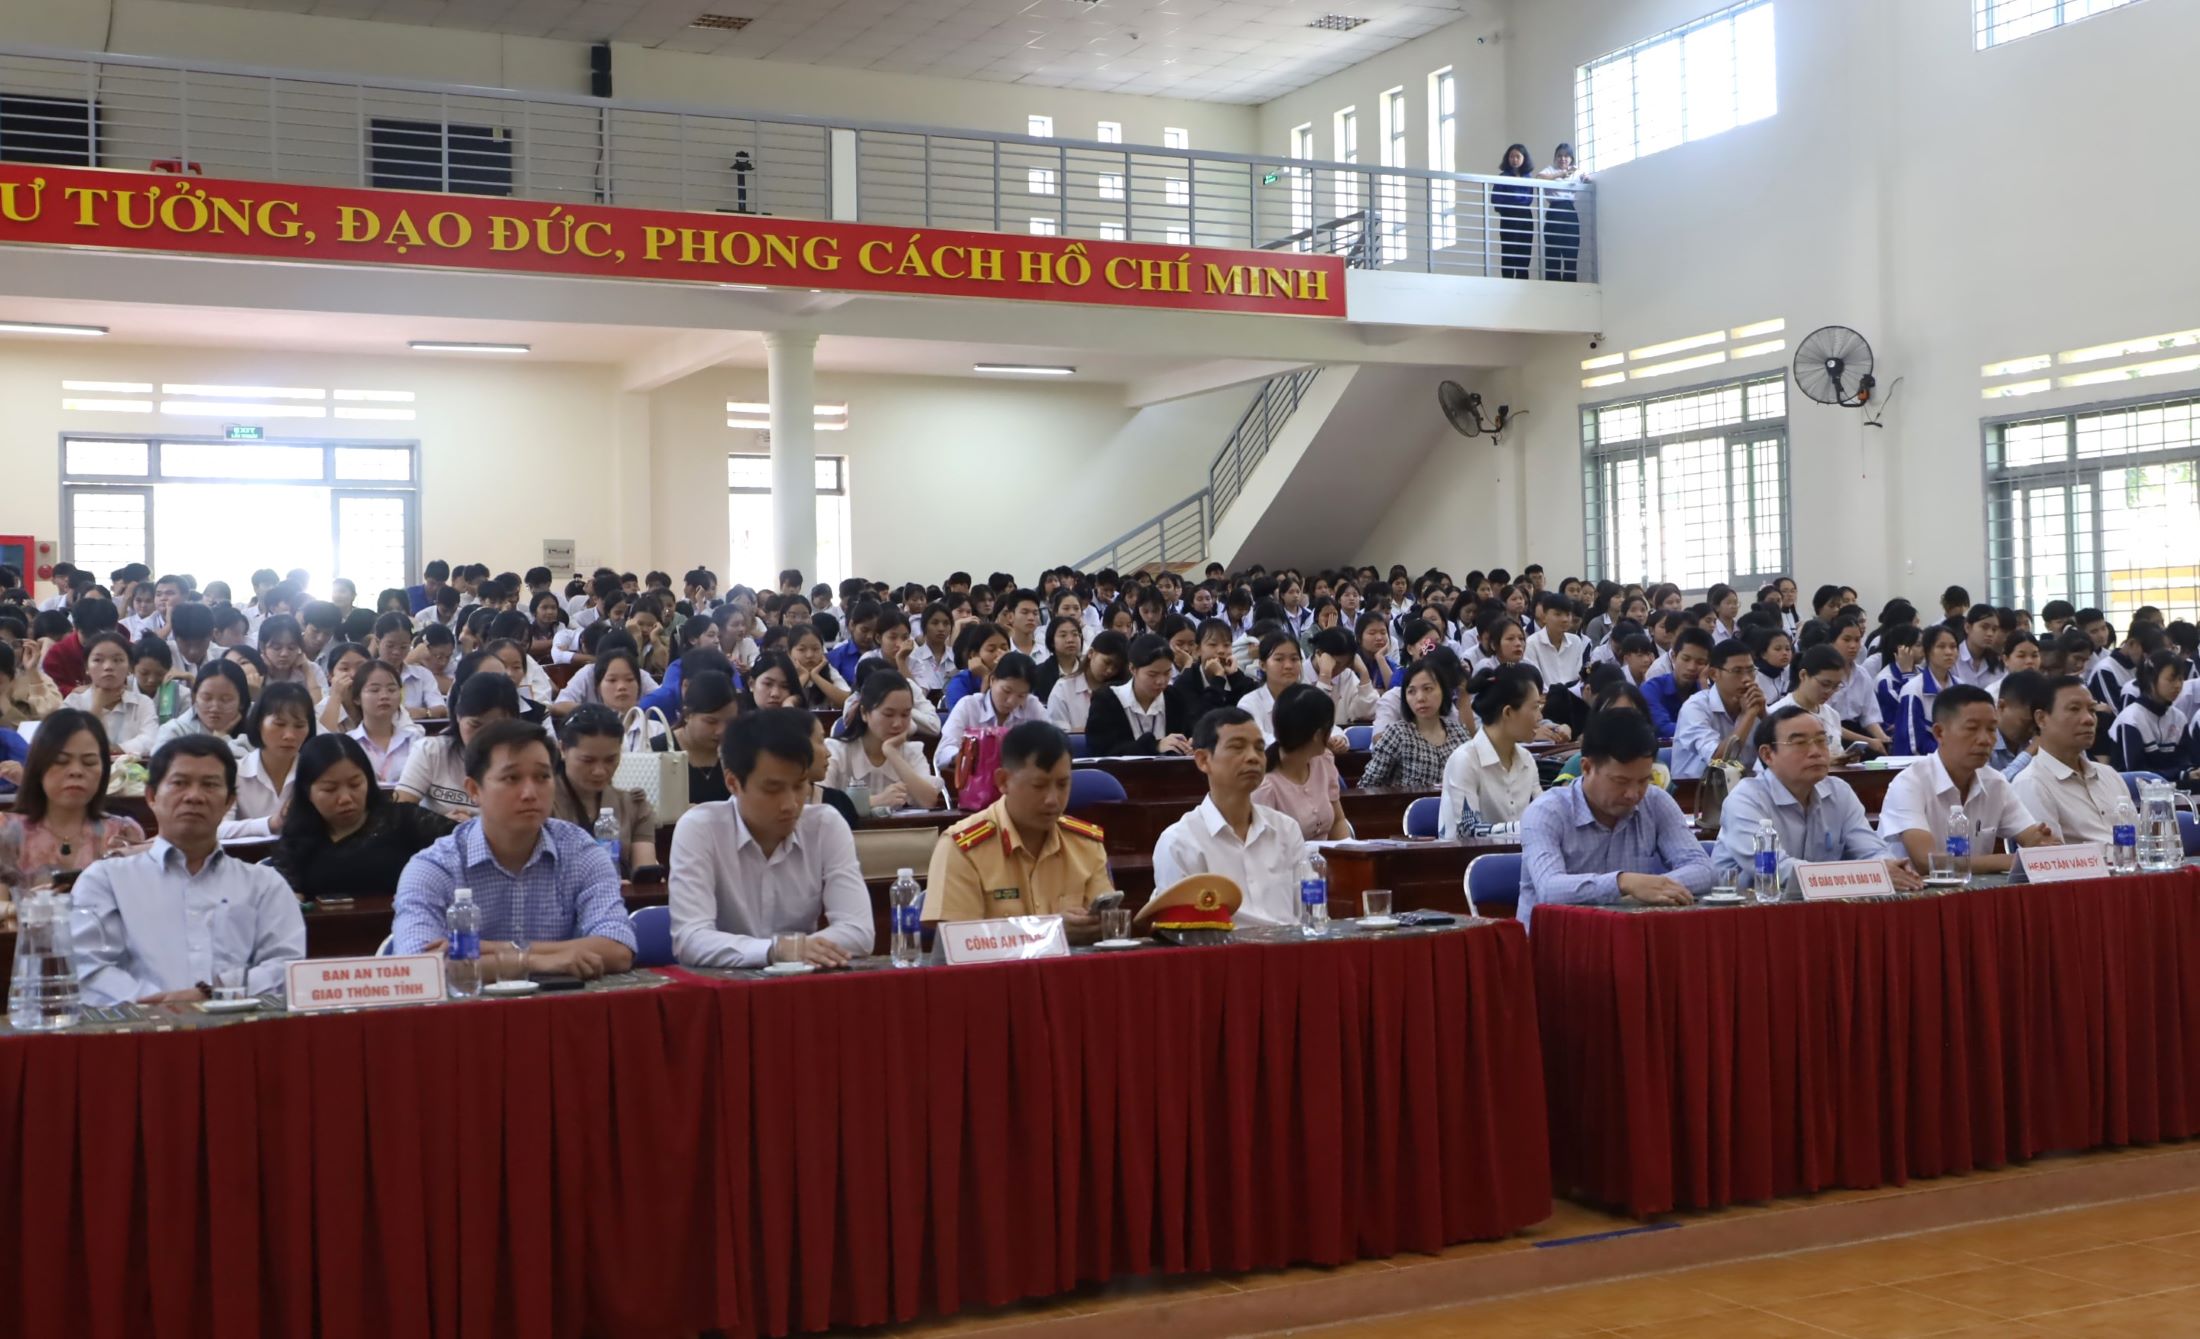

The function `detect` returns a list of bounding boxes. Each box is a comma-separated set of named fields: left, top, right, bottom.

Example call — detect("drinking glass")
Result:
left=771, top=933, right=809, bottom=967
left=847, top=781, right=872, bottom=816
left=1099, top=907, right=1131, bottom=942
left=212, top=965, right=249, bottom=1003
left=497, top=939, right=532, bottom=988
left=1926, top=845, right=1958, bottom=885
left=1709, top=868, right=1739, bottom=898
left=1361, top=888, right=1395, bottom=921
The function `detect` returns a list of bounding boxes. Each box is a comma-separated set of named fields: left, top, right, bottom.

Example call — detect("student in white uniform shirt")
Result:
left=908, top=607, right=955, bottom=695
left=345, top=659, right=425, bottom=786
left=166, top=604, right=217, bottom=682
left=1151, top=708, right=1309, bottom=928
left=937, top=651, right=1047, bottom=777
left=1047, top=630, right=1126, bottom=734
left=1000, top=589, right=1049, bottom=666
left=823, top=670, right=944, bottom=811
left=220, top=682, right=315, bottom=842
left=1308, top=627, right=1380, bottom=725
left=149, top=661, right=252, bottom=756
left=1521, top=592, right=1589, bottom=692
left=61, top=632, right=159, bottom=756
left=1440, top=664, right=1547, bottom=839
left=395, top=672, right=525, bottom=820
left=1767, top=645, right=1854, bottom=762
left=2011, top=674, right=2135, bottom=845
left=1237, top=632, right=1350, bottom=753
left=552, top=630, right=659, bottom=719
left=1878, top=684, right=2054, bottom=876
left=71, top=736, right=307, bottom=1005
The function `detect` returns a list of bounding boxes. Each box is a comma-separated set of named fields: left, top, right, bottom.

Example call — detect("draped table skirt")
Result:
left=0, top=922, right=1550, bottom=1337
left=1536, top=871, right=2200, bottom=1218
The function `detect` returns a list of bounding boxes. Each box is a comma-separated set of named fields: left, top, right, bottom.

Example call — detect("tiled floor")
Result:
left=1297, top=1191, right=2200, bottom=1338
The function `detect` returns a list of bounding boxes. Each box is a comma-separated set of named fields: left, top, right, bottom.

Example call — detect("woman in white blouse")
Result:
left=62, top=632, right=159, bottom=756
left=150, top=661, right=253, bottom=757
left=824, top=670, right=944, bottom=811
left=1439, top=664, right=1547, bottom=839
left=221, top=681, right=315, bottom=841
left=1309, top=626, right=1380, bottom=725
left=1238, top=632, right=1349, bottom=754
left=346, top=659, right=422, bottom=786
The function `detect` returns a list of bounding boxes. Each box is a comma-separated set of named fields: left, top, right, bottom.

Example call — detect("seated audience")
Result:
left=787, top=624, right=851, bottom=708
left=1441, top=665, right=1547, bottom=839
left=1152, top=707, right=1308, bottom=927
left=1308, top=626, right=1380, bottom=724
left=1522, top=592, right=1589, bottom=691
left=1238, top=632, right=1348, bottom=753
left=1045, top=629, right=1126, bottom=733
left=1029, top=613, right=1086, bottom=704
left=270, top=733, right=456, bottom=898
left=71, top=736, right=306, bottom=1004
left=2011, top=674, right=2132, bottom=844
left=1, top=635, right=63, bottom=728
left=0, top=711, right=148, bottom=903
left=1252, top=683, right=1353, bottom=841
left=394, top=670, right=523, bottom=819
left=1713, top=707, right=1923, bottom=895
left=825, top=669, right=944, bottom=811
left=62, top=631, right=158, bottom=756
left=1672, top=639, right=1766, bottom=780
left=1167, top=619, right=1258, bottom=727
left=150, top=660, right=253, bottom=755
left=923, top=721, right=1109, bottom=935
left=221, top=681, right=315, bottom=841
left=551, top=704, right=661, bottom=878
left=1894, top=625, right=1961, bottom=755
left=1517, top=711, right=1711, bottom=930
left=940, top=623, right=1010, bottom=715
left=938, top=651, right=1044, bottom=776
left=43, top=596, right=119, bottom=697
left=1767, top=644, right=1851, bottom=758
left=346, top=658, right=424, bottom=785
left=668, top=707, right=874, bottom=968
left=1993, top=668, right=2047, bottom=777
left=1361, top=657, right=1470, bottom=788
left=2111, top=651, right=2199, bottom=783
left=1086, top=633, right=1194, bottom=756
left=390, top=719, right=636, bottom=976
left=1878, top=685, right=2055, bottom=876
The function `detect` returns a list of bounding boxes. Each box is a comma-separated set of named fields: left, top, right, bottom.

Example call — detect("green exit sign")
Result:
left=225, top=424, right=264, bottom=441
left=1263, top=171, right=1280, bottom=185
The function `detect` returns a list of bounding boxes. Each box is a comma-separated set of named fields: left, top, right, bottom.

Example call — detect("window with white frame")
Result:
left=1166, top=225, right=1190, bottom=245
left=1574, top=0, right=1777, bottom=173
left=1098, top=172, right=1125, bottom=200
left=1987, top=390, right=2200, bottom=622
left=728, top=453, right=850, bottom=591
left=1027, top=114, right=1056, bottom=195
left=1974, top=0, right=2138, bottom=48
left=1428, top=68, right=1457, bottom=247
left=1163, top=127, right=1188, bottom=150
left=1289, top=123, right=1314, bottom=243
left=1379, top=86, right=1408, bottom=263
left=1581, top=373, right=1789, bottom=589
left=60, top=435, right=417, bottom=596
left=1029, top=216, right=1058, bottom=235
left=1333, top=107, right=1359, bottom=214
left=1096, top=120, right=1122, bottom=143
left=1027, top=115, right=1052, bottom=137
left=1099, top=221, right=1125, bottom=241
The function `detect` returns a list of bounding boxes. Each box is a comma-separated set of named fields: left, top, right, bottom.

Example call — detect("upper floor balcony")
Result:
left=0, top=42, right=1597, bottom=286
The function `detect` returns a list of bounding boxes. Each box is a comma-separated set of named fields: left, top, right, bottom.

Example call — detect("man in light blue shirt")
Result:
left=1518, top=711, right=1712, bottom=930
left=73, top=736, right=305, bottom=1004
left=393, top=718, right=636, bottom=977
left=1714, top=706, right=1925, bottom=897
left=1671, top=639, right=1764, bottom=780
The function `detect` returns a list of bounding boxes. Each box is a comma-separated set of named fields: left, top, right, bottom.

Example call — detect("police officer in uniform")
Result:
left=923, top=720, right=1110, bottom=942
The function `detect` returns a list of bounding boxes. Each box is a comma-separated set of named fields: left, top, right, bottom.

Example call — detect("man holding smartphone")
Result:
left=922, top=721, right=1111, bottom=941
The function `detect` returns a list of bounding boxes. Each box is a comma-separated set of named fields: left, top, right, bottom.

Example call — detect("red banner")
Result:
left=0, top=163, right=1347, bottom=319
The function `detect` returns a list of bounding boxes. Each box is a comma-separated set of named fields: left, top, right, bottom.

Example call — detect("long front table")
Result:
left=0, top=924, right=1552, bottom=1338
left=1536, top=869, right=2200, bottom=1218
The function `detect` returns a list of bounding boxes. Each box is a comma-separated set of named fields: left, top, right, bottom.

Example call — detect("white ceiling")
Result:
left=163, top=0, right=1474, bottom=103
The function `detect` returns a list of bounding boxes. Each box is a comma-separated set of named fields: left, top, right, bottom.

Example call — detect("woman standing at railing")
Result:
left=1536, top=142, right=1588, bottom=282
left=1494, top=144, right=1536, bottom=280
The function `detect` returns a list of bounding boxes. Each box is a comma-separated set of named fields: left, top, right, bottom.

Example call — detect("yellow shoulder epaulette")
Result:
left=1058, top=815, right=1106, bottom=843
left=951, top=819, right=998, bottom=851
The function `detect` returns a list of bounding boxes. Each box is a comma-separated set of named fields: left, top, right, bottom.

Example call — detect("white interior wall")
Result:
left=1254, top=5, right=1509, bottom=177
left=1348, top=0, right=2200, bottom=609
left=2, top=0, right=1260, bottom=152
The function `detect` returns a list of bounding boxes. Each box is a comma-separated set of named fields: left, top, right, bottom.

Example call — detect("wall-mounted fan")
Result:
left=1439, top=380, right=1526, bottom=444
left=1794, top=326, right=1877, bottom=409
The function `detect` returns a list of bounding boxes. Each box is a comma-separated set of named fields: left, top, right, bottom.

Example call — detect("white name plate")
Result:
left=286, top=955, right=448, bottom=1012
left=1796, top=860, right=1898, bottom=901
left=938, top=916, right=1070, bottom=966
left=2017, top=842, right=2109, bottom=884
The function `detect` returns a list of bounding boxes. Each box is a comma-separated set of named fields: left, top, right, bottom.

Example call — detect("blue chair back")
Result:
left=1405, top=796, right=1441, bottom=838
left=2121, top=771, right=2153, bottom=805
left=1465, top=853, right=1522, bottom=917
left=1067, top=732, right=1089, bottom=758
left=375, top=934, right=396, bottom=956
left=1345, top=725, right=1374, bottom=751
left=2183, top=811, right=2200, bottom=858
left=629, top=905, right=674, bottom=968
left=1067, top=767, right=1127, bottom=815
left=1658, top=747, right=1674, bottom=770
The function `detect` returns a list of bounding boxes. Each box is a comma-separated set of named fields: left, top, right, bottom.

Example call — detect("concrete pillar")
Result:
left=765, top=331, right=818, bottom=585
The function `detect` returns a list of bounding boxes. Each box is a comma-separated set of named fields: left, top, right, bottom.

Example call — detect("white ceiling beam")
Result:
left=617, top=329, right=754, bottom=391
left=1122, top=358, right=1306, bottom=407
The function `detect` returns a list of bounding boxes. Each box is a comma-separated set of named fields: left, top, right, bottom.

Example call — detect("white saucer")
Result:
left=1700, top=892, right=1745, bottom=904
left=1093, top=937, right=1147, bottom=949
left=762, top=962, right=817, bottom=976
left=1356, top=915, right=1401, bottom=930
left=200, top=996, right=262, bottom=1013
left=482, top=979, right=541, bottom=996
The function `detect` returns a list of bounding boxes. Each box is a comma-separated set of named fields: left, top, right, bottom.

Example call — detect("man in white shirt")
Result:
left=72, top=736, right=306, bottom=1004
left=2010, top=674, right=2132, bottom=845
left=1879, top=684, right=2055, bottom=875
left=668, top=707, right=874, bottom=969
left=1002, top=589, right=1048, bottom=665
left=1671, top=640, right=1764, bottom=781
left=1521, top=592, right=1588, bottom=691
left=1152, top=707, right=1307, bottom=926
left=1712, top=707, right=1922, bottom=895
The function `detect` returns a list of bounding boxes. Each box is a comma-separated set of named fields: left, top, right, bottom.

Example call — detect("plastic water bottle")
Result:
left=889, top=868, right=924, bottom=968
left=155, top=678, right=185, bottom=724
left=592, top=806, right=622, bottom=871
left=1298, top=852, right=1331, bottom=938
left=1750, top=820, right=1784, bottom=905
left=446, top=887, right=483, bottom=998
left=1945, top=805, right=1973, bottom=887
left=2111, top=799, right=2139, bottom=874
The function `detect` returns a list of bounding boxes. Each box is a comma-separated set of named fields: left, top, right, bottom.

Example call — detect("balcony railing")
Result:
left=1211, top=367, right=1322, bottom=522
left=0, top=43, right=1596, bottom=283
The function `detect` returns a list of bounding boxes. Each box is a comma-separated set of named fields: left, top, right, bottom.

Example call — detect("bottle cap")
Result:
left=897, top=867, right=913, bottom=878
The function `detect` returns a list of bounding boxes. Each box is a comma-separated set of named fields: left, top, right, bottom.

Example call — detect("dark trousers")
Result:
left=1544, top=203, right=1580, bottom=281
left=1495, top=206, right=1532, bottom=279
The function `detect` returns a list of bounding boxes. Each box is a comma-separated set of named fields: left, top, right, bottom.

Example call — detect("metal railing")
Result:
left=1076, top=491, right=1211, bottom=574
left=0, top=43, right=1595, bottom=281
left=1210, top=367, right=1323, bottom=522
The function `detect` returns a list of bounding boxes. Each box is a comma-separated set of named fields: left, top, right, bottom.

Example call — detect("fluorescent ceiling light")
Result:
left=62, top=380, right=154, bottom=393
left=973, top=363, right=1077, bottom=376
left=162, top=383, right=325, bottom=400
left=727, top=417, right=848, bottom=431
left=334, top=406, right=418, bottom=421
left=1980, top=354, right=2052, bottom=378
left=334, top=389, right=416, bottom=402
left=0, top=320, right=106, bottom=337
left=1627, top=331, right=1724, bottom=361
left=1729, top=318, right=1786, bottom=339
left=409, top=341, right=530, bottom=354
left=726, top=401, right=848, bottom=416
left=61, top=397, right=153, bottom=413
left=159, top=401, right=329, bottom=418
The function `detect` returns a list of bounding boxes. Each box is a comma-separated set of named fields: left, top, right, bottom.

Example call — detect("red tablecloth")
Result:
left=1537, top=871, right=2200, bottom=1218
left=0, top=924, right=1549, bottom=1338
